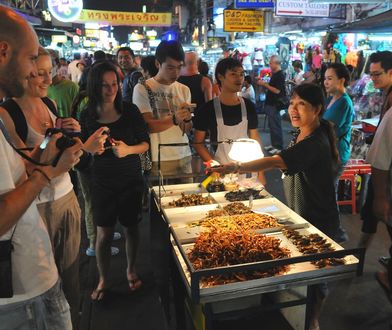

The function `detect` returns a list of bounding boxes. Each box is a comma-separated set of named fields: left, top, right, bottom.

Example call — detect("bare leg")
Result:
left=309, top=291, right=326, bottom=330
left=125, top=224, right=141, bottom=290
left=92, top=226, right=114, bottom=300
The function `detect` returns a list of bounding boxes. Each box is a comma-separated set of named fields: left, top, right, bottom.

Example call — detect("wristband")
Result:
left=172, top=114, right=178, bottom=126
left=32, top=168, right=51, bottom=184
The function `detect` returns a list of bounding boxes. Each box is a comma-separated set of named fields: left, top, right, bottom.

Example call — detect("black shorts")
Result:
left=91, top=178, right=143, bottom=228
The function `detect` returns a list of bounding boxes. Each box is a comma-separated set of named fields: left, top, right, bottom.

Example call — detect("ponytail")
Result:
left=321, top=119, right=340, bottom=170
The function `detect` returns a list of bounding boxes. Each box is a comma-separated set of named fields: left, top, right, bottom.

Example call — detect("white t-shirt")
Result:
left=240, top=85, right=256, bottom=104
left=25, top=111, right=73, bottom=204
left=0, top=131, right=57, bottom=305
left=68, top=60, right=81, bottom=84
left=294, top=70, right=305, bottom=85
left=366, top=107, right=392, bottom=198
left=133, top=78, right=192, bottom=162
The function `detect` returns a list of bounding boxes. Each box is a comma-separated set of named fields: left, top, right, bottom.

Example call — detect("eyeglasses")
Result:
left=369, top=71, right=385, bottom=78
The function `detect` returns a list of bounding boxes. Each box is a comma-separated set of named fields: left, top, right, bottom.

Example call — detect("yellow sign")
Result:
left=85, top=29, right=100, bottom=39
left=78, top=9, right=172, bottom=27
left=224, top=10, right=264, bottom=32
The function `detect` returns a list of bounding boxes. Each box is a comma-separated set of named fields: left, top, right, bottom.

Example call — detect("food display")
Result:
left=168, top=193, right=215, bottom=207
left=188, top=228, right=291, bottom=287
left=222, top=202, right=252, bottom=215
left=205, top=209, right=228, bottom=218
left=283, top=229, right=345, bottom=268
left=225, top=189, right=266, bottom=202
left=190, top=212, right=280, bottom=231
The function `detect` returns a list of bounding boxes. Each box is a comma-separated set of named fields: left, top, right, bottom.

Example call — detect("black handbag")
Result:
left=276, top=95, right=290, bottom=110
left=0, top=226, right=17, bottom=298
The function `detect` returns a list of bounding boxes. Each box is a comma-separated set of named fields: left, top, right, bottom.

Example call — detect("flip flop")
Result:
left=128, top=276, right=142, bottom=292
left=375, top=271, right=392, bottom=304
left=91, top=288, right=106, bottom=302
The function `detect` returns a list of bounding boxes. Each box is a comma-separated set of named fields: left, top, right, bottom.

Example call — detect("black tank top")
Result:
left=177, top=74, right=205, bottom=110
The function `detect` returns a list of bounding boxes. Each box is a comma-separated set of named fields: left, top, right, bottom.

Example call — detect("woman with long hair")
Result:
left=79, top=61, right=150, bottom=301
left=323, top=63, right=354, bottom=242
left=210, top=83, right=340, bottom=330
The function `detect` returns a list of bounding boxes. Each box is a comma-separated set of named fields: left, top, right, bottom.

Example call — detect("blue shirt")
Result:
left=323, top=93, right=354, bottom=165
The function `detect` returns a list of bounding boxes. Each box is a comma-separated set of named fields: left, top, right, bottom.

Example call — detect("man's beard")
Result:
left=0, top=57, right=26, bottom=98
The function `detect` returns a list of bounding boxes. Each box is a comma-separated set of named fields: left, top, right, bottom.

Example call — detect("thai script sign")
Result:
left=78, top=9, right=172, bottom=26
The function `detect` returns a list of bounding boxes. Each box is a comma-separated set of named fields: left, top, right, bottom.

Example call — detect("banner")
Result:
left=224, top=10, right=264, bottom=32
left=78, top=9, right=172, bottom=26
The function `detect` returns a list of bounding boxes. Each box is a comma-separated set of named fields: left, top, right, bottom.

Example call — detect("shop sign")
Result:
left=235, top=0, right=274, bottom=9
left=48, top=0, right=83, bottom=23
left=85, top=29, right=100, bottom=39
left=276, top=0, right=329, bottom=17
left=223, top=10, right=264, bottom=32
left=51, top=35, right=67, bottom=43
left=78, top=9, right=172, bottom=27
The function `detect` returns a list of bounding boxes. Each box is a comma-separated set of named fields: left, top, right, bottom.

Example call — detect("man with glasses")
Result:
left=257, top=55, right=287, bottom=155
left=358, top=52, right=392, bottom=303
left=133, top=40, right=193, bottom=182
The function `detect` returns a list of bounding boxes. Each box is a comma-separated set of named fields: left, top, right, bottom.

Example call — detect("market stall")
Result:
left=150, top=182, right=365, bottom=330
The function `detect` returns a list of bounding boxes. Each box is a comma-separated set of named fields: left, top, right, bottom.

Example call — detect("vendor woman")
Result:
left=210, top=83, right=340, bottom=330
left=193, top=57, right=265, bottom=183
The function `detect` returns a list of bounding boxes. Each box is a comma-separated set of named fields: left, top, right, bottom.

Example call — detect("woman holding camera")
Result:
left=79, top=61, right=150, bottom=301
left=0, top=46, right=105, bottom=327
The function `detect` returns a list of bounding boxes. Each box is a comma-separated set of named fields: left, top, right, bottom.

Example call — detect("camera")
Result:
left=102, top=130, right=115, bottom=149
left=40, top=128, right=76, bottom=151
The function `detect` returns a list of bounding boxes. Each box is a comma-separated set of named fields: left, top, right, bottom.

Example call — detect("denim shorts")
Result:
left=0, top=280, right=71, bottom=330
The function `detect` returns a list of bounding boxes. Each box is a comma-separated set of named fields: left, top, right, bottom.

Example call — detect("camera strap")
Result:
left=0, top=119, right=49, bottom=166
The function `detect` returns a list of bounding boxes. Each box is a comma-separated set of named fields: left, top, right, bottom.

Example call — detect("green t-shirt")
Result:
left=48, top=79, right=79, bottom=117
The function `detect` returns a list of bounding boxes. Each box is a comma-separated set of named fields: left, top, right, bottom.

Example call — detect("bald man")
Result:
left=0, top=6, right=81, bottom=329
left=178, top=51, right=212, bottom=111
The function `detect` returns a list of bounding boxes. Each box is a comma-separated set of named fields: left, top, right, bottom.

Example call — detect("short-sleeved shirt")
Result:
left=0, top=131, right=57, bottom=305
left=80, top=102, right=149, bottom=184
left=279, top=121, right=339, bottom=239
left=193, top=97, right=258, bottom=149
left=265, top=70, right=286, bottom=106
left=47, top=79, right=79, bottom=117
left=323, top=93, right=354, bottom=165
left=133, top=78, right=192, bottom=162
left=367, top=106, right=392, bottom=198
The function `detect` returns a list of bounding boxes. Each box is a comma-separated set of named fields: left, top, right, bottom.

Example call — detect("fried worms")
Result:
left=188, top=228, right=291, bottom=286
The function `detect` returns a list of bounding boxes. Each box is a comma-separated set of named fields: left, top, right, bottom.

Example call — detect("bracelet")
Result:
left=183, top=118, right=192, bottom=123
left=32, top=168, right=51, bottom=184
left=172, top=114, right=178, bottom=126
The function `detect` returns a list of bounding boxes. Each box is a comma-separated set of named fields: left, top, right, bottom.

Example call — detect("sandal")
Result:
left=128, top=276, right=142, bottom=292
left=91, top=288, right=106, bottom=302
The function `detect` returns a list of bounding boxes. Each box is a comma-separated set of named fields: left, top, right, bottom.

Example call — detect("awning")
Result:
left=330, top=9, right=392, bottom=33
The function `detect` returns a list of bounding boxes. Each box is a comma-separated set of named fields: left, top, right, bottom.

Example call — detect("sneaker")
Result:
left=113, top=232, right=121, bottom=241
left=264, top=145, right=274, bottom=151
left=269, top=148, right=282, bottom=155
left=86, top=247, right=120, bottom=257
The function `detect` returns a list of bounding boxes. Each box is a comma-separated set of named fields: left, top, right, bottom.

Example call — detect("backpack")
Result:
left=1, top=97, right=58, bottom=143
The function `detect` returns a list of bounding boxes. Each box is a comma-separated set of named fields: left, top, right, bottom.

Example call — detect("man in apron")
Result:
left=193, top=57, right=265, bottom=184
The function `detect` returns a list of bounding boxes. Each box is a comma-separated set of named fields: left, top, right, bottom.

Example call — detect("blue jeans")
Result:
left=265, top=104, right=283, bottom=150
left=0, top=280, right=71, bottom=330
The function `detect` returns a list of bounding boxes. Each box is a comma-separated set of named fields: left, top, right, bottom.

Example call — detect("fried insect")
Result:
left=188, top=228, right=291, bottom=287
left=282, top=229, right=346, bottom=268
left=225, top=189, right=265, bottom=202
left=192, top=213, right=280, bottom=231
left=168, top=193, right=214, bottom=207
left=223, top=202, right=253, bottom=215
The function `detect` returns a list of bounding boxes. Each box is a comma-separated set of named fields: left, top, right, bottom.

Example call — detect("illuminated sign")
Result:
left=224, top=10, right=264, bottom=32
left=85, top=29, right=100, bottom=39
left=78, top=9, right=172, bottom=26
left=48, top=0, right=83, bottom=22
left=235, top=0, right=274, bottom=8
left=51, top=35, right=67, bottom=43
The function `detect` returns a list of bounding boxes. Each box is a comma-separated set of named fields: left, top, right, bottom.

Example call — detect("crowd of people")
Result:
left=0, top=5, right=391, bottom=330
